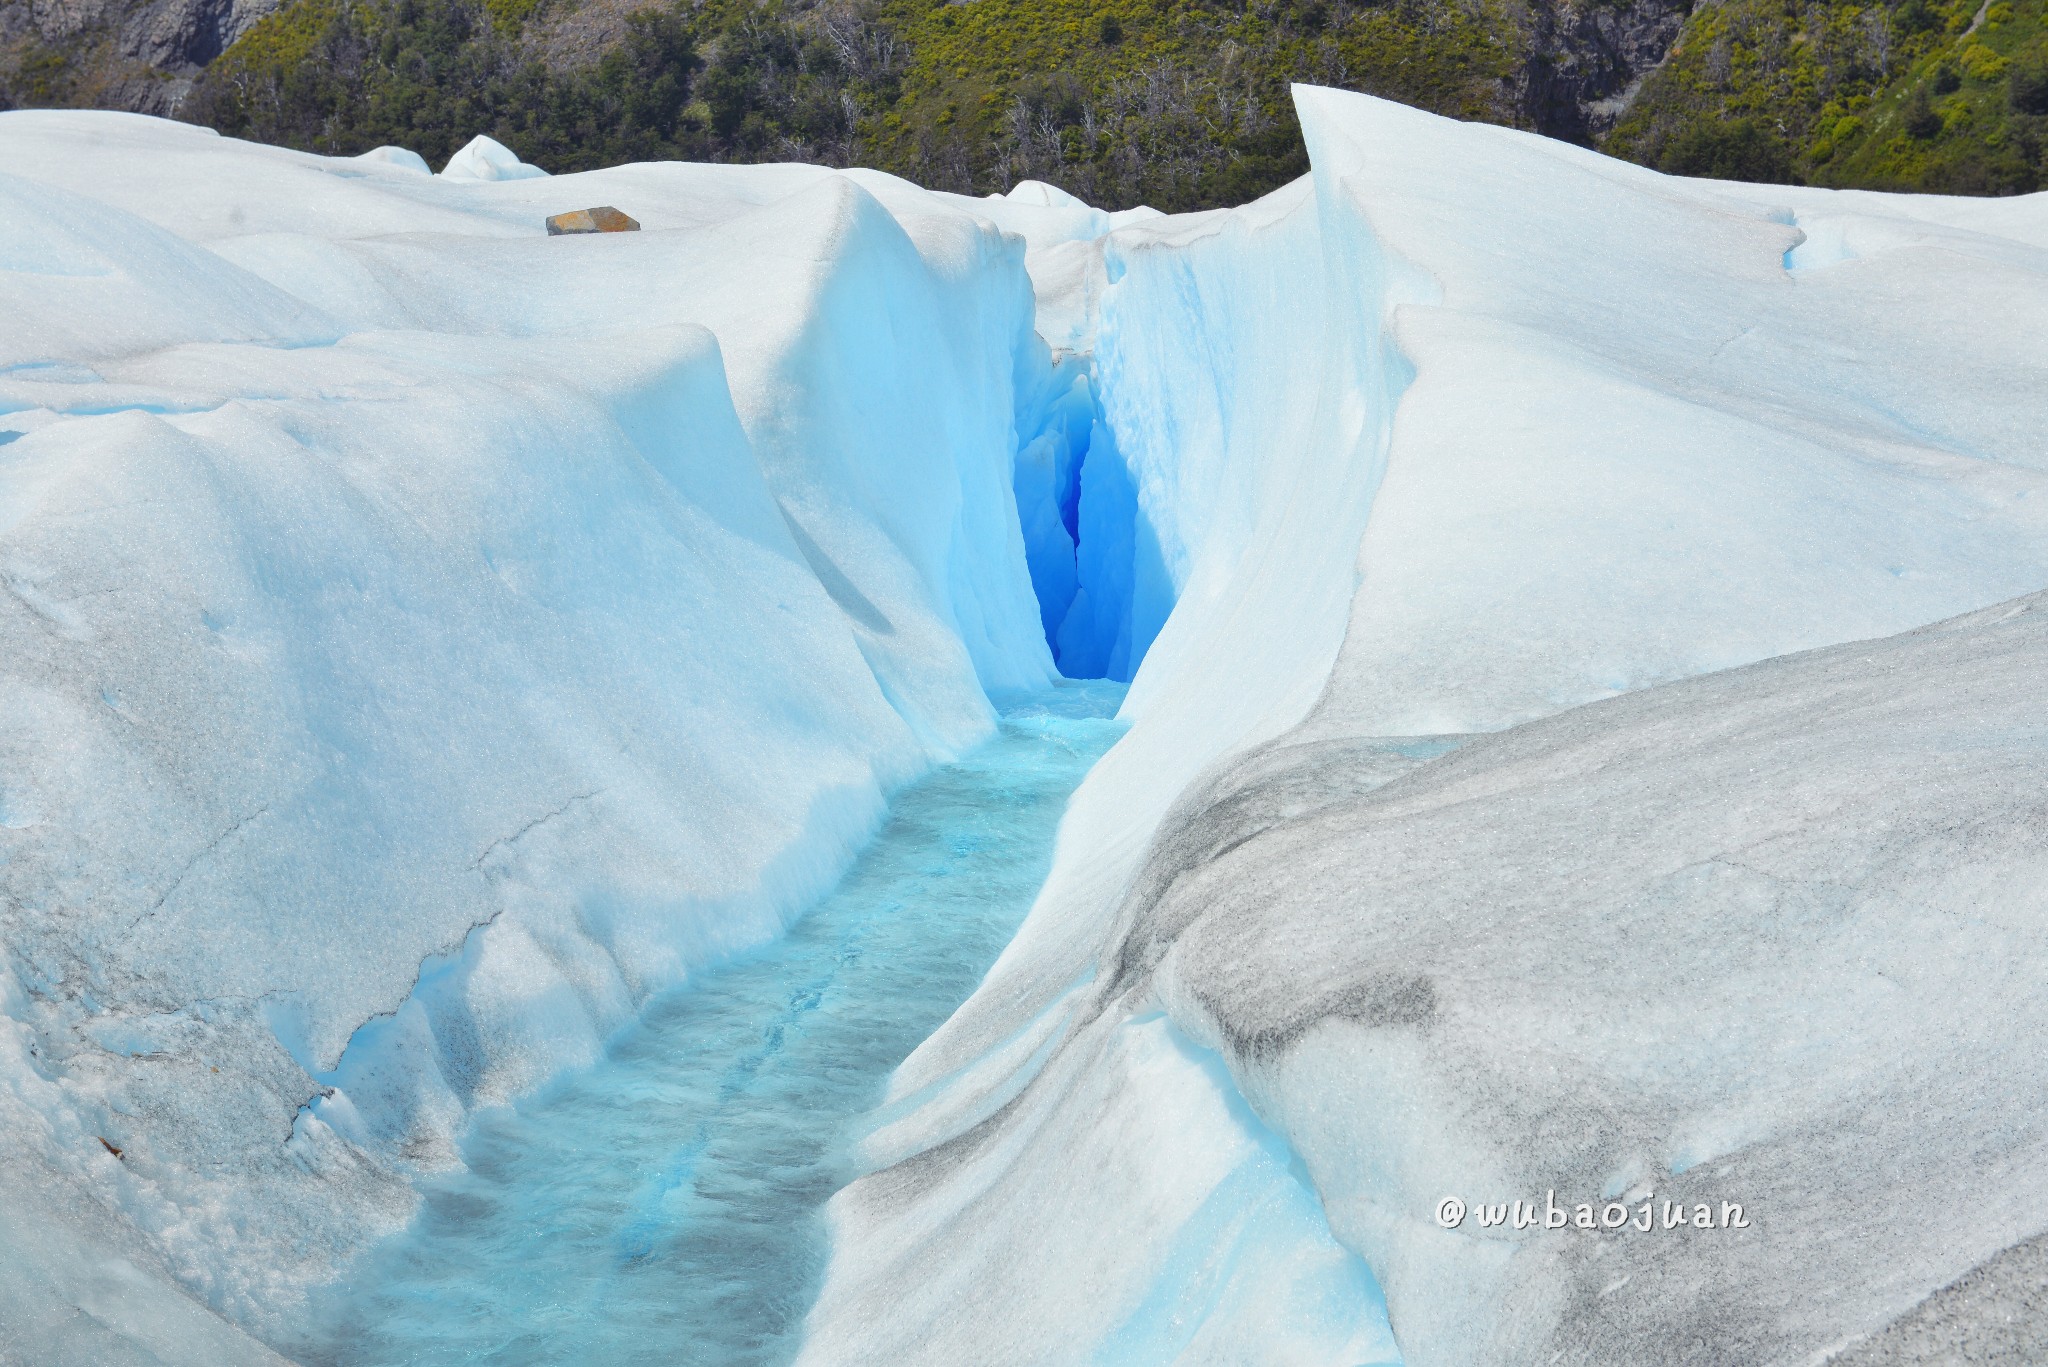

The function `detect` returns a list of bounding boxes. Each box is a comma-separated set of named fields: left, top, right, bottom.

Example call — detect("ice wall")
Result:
left=800, top=105, right=1442, bottom=1367
left=0, top=112, right=1081, bottom=1347
left=991, top=180, right=1188, bottom=682
left=1012, top=356, right=1165, bottom=683
left=1009, top=354, right=1091, bottom=651
left=802, top=89, right=2048, bottom=1365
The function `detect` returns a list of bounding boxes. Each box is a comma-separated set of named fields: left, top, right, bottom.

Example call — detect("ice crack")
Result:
left=131, top=805, right=272, bottom=927
left=471, top=789, right=604, bottom=872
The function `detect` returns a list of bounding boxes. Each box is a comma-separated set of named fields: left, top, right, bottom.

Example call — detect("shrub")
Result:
left=1894, top=0, right=1941, bottom=35
left=1961, top=43, right=2011, bottom=80
left=2012, top=61, right=2048, bottom=114
left=1659, top=118, right=1796, bottom=182
left=1902, top=89, right=1944, bottom=138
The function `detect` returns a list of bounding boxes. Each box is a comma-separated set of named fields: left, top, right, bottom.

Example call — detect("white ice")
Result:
left=0, top=108, right=1094, bottom=1353
left=799, top=87, right=2048, bottom=1367
left=4, top=80, right=2048, bottom=1367
left=438, top=134, right=549, bottom=182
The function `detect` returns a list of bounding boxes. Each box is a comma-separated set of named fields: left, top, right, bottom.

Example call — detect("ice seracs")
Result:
left=438, top=133, right=549, bottom=181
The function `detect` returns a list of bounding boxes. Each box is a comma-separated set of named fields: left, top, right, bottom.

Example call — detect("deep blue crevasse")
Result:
left=1012, top=358, right=1171, bottom=682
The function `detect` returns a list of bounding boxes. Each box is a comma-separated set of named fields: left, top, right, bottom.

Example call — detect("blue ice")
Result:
left=1012, top=360, right=1173, bottom=683
left=291, top=682, right=1128, bottom=1366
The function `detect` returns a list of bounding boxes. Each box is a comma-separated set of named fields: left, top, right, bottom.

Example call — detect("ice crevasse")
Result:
left=801, top=86, right=2048, bottom=1367
left=0, top=85, right=2045, bottom=1365
left=0, top=111, right=1093, bottom=1355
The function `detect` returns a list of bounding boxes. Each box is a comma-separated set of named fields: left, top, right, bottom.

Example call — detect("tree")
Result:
left=1659, top=118, right=1796, bottom=182
left=2012, top=61, right=2048, bottom=117
left=1902, top=88, right=1942, bottom=140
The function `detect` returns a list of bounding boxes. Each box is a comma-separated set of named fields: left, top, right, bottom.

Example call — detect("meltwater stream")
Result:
left=296, top=681, right=1127, bottom=1366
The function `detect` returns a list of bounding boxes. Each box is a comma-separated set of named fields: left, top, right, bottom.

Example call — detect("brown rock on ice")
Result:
left=545, top=206, right=640, bottom=235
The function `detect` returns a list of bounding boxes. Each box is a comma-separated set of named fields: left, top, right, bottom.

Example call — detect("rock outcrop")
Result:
left=1, top=0, right=282, bottom=114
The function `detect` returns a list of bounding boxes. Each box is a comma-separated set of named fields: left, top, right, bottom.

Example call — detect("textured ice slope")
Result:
left=1138, top=588, right=2048, bottom=1367
left=0, top=111, right=1119, bottom=1353
left=802, top=89, right=2048, bottom=1365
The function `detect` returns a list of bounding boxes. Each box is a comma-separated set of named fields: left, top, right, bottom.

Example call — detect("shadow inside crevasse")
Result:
left=1012, top=357, right=1174, bottom=683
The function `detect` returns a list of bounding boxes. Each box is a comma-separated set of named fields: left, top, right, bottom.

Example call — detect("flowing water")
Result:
left=297, top=681, right=1127, bottom=1366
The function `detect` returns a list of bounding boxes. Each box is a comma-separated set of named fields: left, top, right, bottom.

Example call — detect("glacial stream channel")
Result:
left=292, top=681, right=1127, bottom=1366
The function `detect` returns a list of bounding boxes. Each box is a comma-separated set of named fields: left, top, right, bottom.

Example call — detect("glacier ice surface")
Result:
left=0, top=105, right=1110, bottom=1349
left=4, top=77, right=2048, bottom=1367
left=799, top=85, right=2048, bottom=1367
left=288, top=685, right=1126, bottom=1367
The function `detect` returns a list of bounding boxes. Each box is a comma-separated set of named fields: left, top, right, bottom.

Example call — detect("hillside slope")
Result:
left=10, top=0, right=1690, bottom=211
left=1612, top=0, right=2048, bottom=192
left=0, top=0, right=280, bottom=113
left=13, top=0, right=2046, bottom=204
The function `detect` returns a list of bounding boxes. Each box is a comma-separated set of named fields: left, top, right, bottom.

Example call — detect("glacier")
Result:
left=798, top=88, right=2048, bottom=1367
left=0, top=109, right=1090, bottom=1357
left=290, top=684, right=1129, bottom=1367
left=0, top=81, right=2046, bottom=1367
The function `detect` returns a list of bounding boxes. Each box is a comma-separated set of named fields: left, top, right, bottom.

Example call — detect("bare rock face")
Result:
left=1512, top=0, right=1700, bottom=143
left=545, top=206, right=641, bottom=235
left=2, top=0, right=283, bottom=114
left=522, top=0, right=651, bottom=75
left=122, top=0, right=282, bottom=72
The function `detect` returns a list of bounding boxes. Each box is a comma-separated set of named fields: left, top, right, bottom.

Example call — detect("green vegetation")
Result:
left=1610, top=0, right=2048, bottom=192
left=187, top=0, right=1523, bottom=210
left=190, top=0, right=715, bottom=172
left=0, top=37, right=87, bottom=111
left=14, top=0, right=2045, bottom=206
left=857, top=0, right=1514, bottom=207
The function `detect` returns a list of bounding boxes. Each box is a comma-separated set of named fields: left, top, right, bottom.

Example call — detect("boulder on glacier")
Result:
left=545, top=205, right=639, bottom=235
